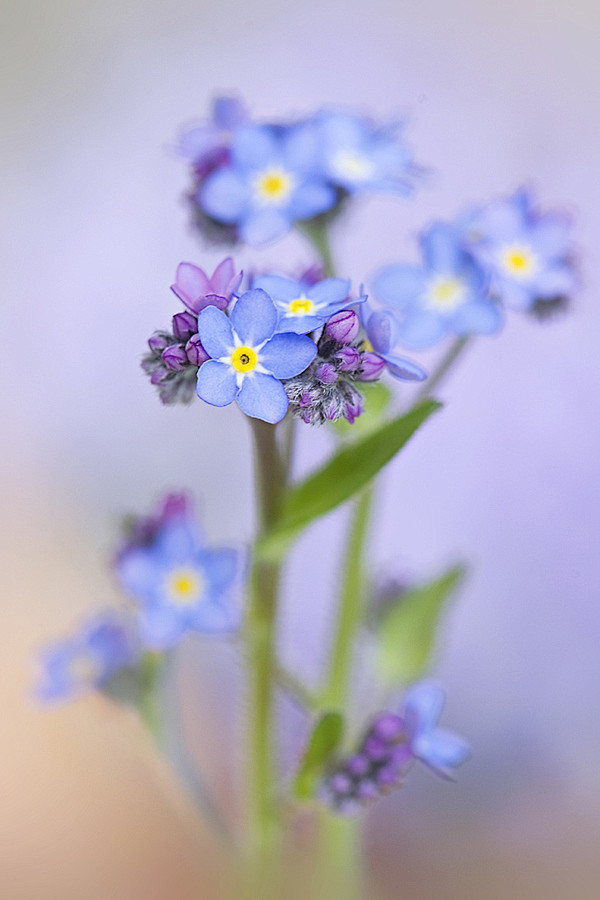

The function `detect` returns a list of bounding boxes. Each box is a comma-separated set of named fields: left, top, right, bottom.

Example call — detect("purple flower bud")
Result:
left=161, top=344, right=188, bottom=371
left=148, top=332, right=169, bottom=353
left=150, top=368, right=167, bottom=385
left=299, top=389, right=314, bottom=408
left=363, top=734, right=388, bottom=762
left=372, top=714, right=404, bottom=743
left=389, top=743, right=414, bottom=768
left=316, top=363, right=338, bottom=385
left=330, top=773, right=352, bottom=794
left=336, top=346, right=361, bottom=372
left=356, top=780, right=378, bottom=800
left=375, top=765, right=401, bottom=787
left=345, top=393, right=364, bottom=424
left=185, top=334, right=209, bottom=366
left=172, top=311, right=198, bottom=341
left=359, top=352, right=386, bottom=382
left=346, top=754, right=369, bottom=777
left=326, top=309, right=359, bottom=344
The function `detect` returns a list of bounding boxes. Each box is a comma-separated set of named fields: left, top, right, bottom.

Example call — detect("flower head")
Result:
left=171, top=257, right=242, bottom=314
left=115, top=496, right=243, bottom=649
left=37, top=611, right=136, bottom=703
left=198, top=123, right=336, bottom=247
left=462, top=188, right=578, bottom=314
left=196, top=288, right=317, bottom=423
left=252, top=274, right=356, bottom=334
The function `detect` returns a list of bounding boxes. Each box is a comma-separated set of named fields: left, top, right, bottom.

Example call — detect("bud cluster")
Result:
left=142, top=312, right=208, bottom=405
left=283, top=310, right=384, bottom=426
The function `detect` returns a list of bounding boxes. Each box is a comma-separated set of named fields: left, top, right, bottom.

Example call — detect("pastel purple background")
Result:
left=2, top=0, right=599, bottom=896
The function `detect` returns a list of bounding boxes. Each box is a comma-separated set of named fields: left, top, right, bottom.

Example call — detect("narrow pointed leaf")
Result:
left=293, top=711, right=345, bottom=800
left=376, top=565, right=466, bottom=685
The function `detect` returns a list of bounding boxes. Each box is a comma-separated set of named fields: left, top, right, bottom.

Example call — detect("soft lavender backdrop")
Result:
left=2, top=0, right=599, bottom=896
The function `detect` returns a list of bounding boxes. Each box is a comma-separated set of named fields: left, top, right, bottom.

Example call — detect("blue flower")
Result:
left=196, top=288, right=317, bottom=423
left=401, top=681, right=471, bottom=779
left=37, top=612, right=135, bottom=703
left=462, top=188, right=577, bottom=312
left=116, top=504, right=243, bottom=649
left=178, top=95, right=247, bottom=172
left=372, top=222, right=503, bottom=347
left=199, top=124, right=336, bottom=247
left=360, top=301, right=427, bottom=381
left=314, top=110, right=415, bottom=195
left=252, top=274, right=355, bottom=334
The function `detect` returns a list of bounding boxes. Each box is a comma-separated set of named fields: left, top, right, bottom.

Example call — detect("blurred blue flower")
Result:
left=462, top=187, right=577, bottom=312
left=360, top=301, right=427, bottom=381
left=372, top=222, right=503, bottom=347
left=199, top=124, right=336, bottom=247
left=196, top=288, right=317, bottom=423
left=401, top=681, right=471, bottom=779
left=252, top=274, right=354, bottom=334
left=315, top=110, right=415, bottom=195
left=178, top=95, right=247, bottom=174
left=116, top=501, right=243, bottom=649
left=37, top=612, right=135, bottom=703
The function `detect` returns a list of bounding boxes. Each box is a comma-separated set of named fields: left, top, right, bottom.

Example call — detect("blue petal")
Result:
left=260, top=333, right=317, bottom=378
left=230, top=289, right=278, bottom=345
left=231, top=125, right=278, bottom=170
left=372, top=265, right=426, bottom=309
left=398, top=310, right=448, bottom=347
left=421, top=223, right=463, bottom=273
left=196, top=305, right=235, bottom=358
left=534, top=265, right=577, bottom=297
left=402, top=681, right=446, bottom=740
left=196, top=360, right=239, bottom=407
left=366, top=309, right=398, bottom=354
left=414, top=728, right=471, bottom=779
left=240, top=208, right=290, bottom=247
left=282, top=122, right=320, bottom=172
left=189, top=600, right=240, bottom=634
left=199, top=169, right=249, bottom=223
left=289, top=181, right=336, bottom=220
left=153, top=520, right=200, bottom=561
left=531, top=215, right=572, bottom=259
left=139, top=606, right=186, bottom=649
left=202, top=547, right=240, bottom=593
left=237, top=373, right=289, bottom=423
left=495, top=278, right=533, bottom=311
left=275, top=314, right=325, bottom=334
left=383, top=353, right=427, bottom=381
left=212, top=96, right=246, bottom=130
left=252, top=275, right=301, bottom=304
left=116, top=548, right=161, bottom=601
left=308, top=277, right=351, bottom=306
left=179, top=125, right=219, bottom=160
left=452, top=300, right=504, bottom=336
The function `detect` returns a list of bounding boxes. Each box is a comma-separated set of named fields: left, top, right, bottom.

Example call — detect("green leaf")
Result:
left=293, top=711, right=345, bottom=800
left=376, top=565, right=466, bottom=685
left=257, top=398, right=442, bottom=560
left=330, top=381, right=393, bottom=441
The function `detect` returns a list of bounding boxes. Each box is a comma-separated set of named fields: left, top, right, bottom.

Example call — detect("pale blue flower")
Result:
left=401, top=681, right=471, bottom=779
left=252, top=274, right=355, bottom=334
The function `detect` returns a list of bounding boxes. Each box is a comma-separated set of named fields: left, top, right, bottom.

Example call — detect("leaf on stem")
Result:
left=257, top=398, right=442, bottom=559
left=330, top=381, right=392, bottom=441
left=376, top=565, right=466, bottom=685
left=293, top=711, right=345, bottom=800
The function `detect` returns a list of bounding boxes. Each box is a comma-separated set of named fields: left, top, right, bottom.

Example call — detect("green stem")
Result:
left=246, top=418, right=287, bottom=868
left=416, top=335, right=471, bottom=401
left=138, top=650, right=165, bottom=744
left=320, top=487, right=373, bottom=709
left=298, top=220, right=336, bottom=278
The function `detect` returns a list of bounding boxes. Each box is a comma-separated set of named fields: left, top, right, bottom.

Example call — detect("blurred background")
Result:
left=2, top=0, right=599, bottom=896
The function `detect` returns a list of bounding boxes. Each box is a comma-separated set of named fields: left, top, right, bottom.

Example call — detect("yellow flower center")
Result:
left=500, top=244, right=538, bottom=279
left=362, top=338, right=374, bottom=353
left=426, top=276, right=466, bottom=311
left=288, top=297, right=314, bottom=316
left=166, top=567, right=203, bottom=606
left=254, top=168, right=294, bottom=205
left=231, top=346, right=258, bottom=373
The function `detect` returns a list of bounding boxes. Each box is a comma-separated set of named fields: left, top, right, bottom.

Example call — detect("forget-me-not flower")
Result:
left=252, top=274, right=355, bottom=334
left=37, top=612, right=136, bottom=703
left=171, top=257, right=242, bottom=314
left=400, top=681, right=471, bottom=779
left=360, top=300, right=427, bottom=381
left=116, top=502, right=243, bottom=649
left=462, top=188, right=577, bottom=313
left=373, top=222, right=503, bottom=347
left=196, top=288, right=317, bottom=423
left=199, top=124, right=336, bottom=247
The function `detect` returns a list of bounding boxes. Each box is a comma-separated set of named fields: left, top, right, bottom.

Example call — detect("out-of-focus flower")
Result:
left=115, top=498, right=243, bottom=649
left=373, top=223, right=503, bottom=347
left=314, top=109, right=416, bottom=196
left=252, top=274, right=355, bottom=334
left=37, top=612, right=136, bottom=703
left=400, top=681, right=471, bottom=779
left=196, top=288, right=317, bottom=423
left=170, top=257, right=242, bottom=314
left=199, top=124, right=337, bottom=247
left=462, top=187, right=578, bottom=314
left=360, top=301, right=427, bottom=381
left=178, top=95, right=248, bottom=177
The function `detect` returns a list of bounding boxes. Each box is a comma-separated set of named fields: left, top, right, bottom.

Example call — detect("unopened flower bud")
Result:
left=185, top=334, right=209, bottom=366
left=345, top=393, right=364, bottom=424
left=336, top=346, right=361, bottom=372
left=316, top=363, right=337, bottom=385
left=172, top=311, right=198, bottom=341
left=161, top=343, right=188, bottom=371
left=148, top=332, right=169, bottom=353
left=326, top=309, right=359, bottom=344
left=359, top=352, right=386, bottom=381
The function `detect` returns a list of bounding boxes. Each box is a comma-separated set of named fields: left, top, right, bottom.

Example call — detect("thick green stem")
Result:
left=246, top=419, right=287, bottom=869
left=417, top=335, right=471, bottom=401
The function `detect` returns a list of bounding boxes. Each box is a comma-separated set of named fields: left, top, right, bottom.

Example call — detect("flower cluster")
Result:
left=320, top=682, right=470, bottom=815
left=178, top=97, right=417, bottom=247
left=371, top=187, right=577, bottom=347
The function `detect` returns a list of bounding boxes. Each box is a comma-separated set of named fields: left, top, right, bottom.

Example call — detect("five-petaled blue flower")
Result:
left=372, top=222, right=503, bottom=347
left=37, top=612, right=135, bottom=703
left=400, top=681, right=471, bottom=779
left=252, top=274, right=356, bottom=334
left=360, top=300, right=427, bottom=381
left=315, top=110, right=415, bottom=195
left=199, top=124, right=336, bottom=247
left=116, top=509, right=242, bottom=649
left=462, top=187, right=577, bottom=312
left=196, top=288, right=317, bottom=423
